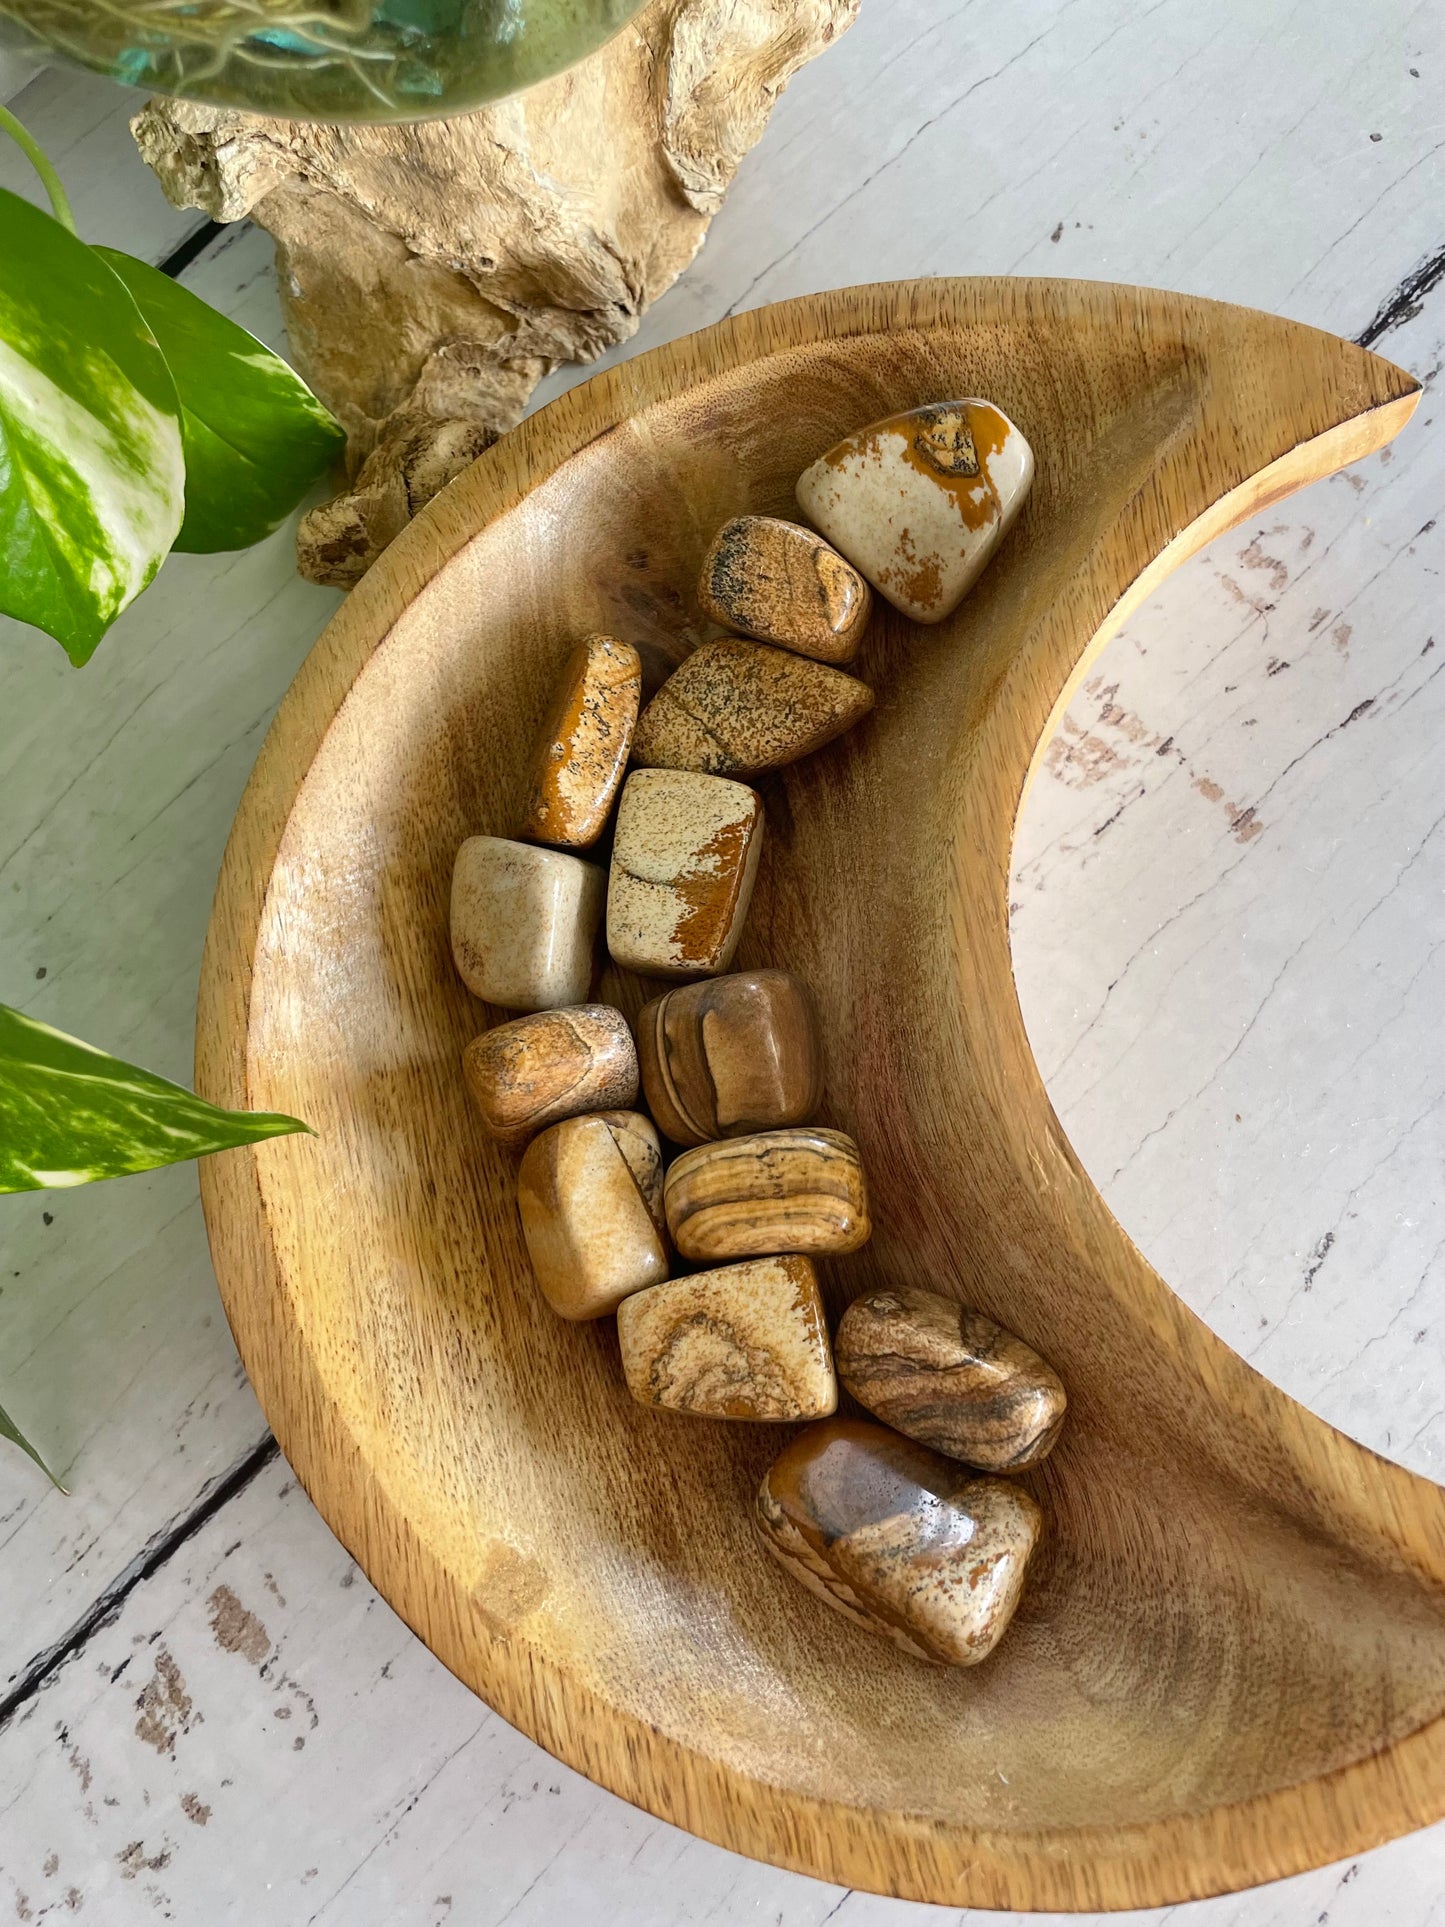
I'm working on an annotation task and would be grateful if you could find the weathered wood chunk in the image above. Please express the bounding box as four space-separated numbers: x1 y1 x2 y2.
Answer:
796 399 1034 623
630 638 873 777
757 1417 1042 1665
836 1284 1066 1470
664 1126 868 1261
606 769 763 978
517 1110 667 1320
519 635 642 849
132 2 863 589
618 1255 836 1422
698 515 872 662
451 836 604 1010
462 1005 638 1146
636 968 823 1147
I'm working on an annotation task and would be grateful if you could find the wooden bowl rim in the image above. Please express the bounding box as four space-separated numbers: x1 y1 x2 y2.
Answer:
196 277 1443 1911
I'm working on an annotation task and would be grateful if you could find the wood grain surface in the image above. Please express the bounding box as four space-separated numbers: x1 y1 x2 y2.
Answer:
192 276 1439 1909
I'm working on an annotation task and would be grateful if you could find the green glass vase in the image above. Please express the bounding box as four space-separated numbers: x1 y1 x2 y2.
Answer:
0 0 645 121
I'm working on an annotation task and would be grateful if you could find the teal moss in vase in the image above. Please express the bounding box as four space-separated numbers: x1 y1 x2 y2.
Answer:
0 0 646 121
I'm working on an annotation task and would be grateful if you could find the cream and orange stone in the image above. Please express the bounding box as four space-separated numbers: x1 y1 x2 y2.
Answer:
451 836 603 1010
698 515 872 662
796 400 1034 624
756 1417 1042 1666
630 638 874 778
617 1256 837 1422
663 1126 870 1262
518 634 641 848
461 1004 638 1146
606 769 763 979
516 1109 667 1320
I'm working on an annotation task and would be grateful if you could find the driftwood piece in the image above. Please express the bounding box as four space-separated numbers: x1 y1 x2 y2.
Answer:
132 0 858 587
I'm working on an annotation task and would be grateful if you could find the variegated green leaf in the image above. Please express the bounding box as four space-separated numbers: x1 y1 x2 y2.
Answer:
0 187 184 665
0 1394 62 1489
97 249 345 555
0 1003 310 1193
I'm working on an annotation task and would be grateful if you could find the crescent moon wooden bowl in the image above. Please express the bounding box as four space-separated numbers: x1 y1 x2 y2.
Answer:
197 279 1445 1911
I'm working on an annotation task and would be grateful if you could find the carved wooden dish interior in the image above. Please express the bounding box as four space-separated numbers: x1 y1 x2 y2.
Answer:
197 280 1445 1911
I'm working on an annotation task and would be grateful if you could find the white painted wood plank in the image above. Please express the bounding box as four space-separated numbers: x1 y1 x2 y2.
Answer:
531 0 1445 414
3 1452 1445 1926
0 66 203 263
4 3 1445 1918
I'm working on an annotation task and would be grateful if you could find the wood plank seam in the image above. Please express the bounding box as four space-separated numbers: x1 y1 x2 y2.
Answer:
0 1433 277 1734
157 217 226 280
1355 237 1445 347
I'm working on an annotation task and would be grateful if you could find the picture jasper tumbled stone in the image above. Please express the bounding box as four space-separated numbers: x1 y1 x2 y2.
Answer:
835 1283 1066 1471
517 1110 667 1320
698 515 873 662
606 768 763 979
617 1255 837 1422
451 835 604 1011
518 633 642 849
796 399 1034 624
636 969 823 1147
664 1126 869 1262
630 638 874 779
461 1004 638 1146
756 1417 1042 1666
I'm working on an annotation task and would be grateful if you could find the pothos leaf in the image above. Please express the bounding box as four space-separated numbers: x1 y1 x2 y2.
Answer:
0 1394 63 1489
95 249 345 555
0 188 184 665
0 1002 311 1194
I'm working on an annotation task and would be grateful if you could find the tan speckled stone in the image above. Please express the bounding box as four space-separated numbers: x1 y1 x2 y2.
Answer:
618 1255 837 1422
451 836 604 1011
698 515 872 662
796 399 1034 624
606 769 763 979
517 1109 667 1320
757 1417 1042 1666
461 1005 638 1145
630 638 874 777
836 1284 1067 1470
518 635 641 849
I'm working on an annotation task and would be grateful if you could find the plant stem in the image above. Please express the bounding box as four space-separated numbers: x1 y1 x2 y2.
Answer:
0 103 76 233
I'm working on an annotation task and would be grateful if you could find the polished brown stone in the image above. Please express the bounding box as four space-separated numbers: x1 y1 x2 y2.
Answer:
516 1110 667 1320
836 1284 1066 1471
462 1004 638 1146
636 969 822 1147
697 515 872 662
606 768 764 979
518 634 641 848
664 1126 869 1262
756 1417 1042 1666
630 638 873 778
617 1255 836 1422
